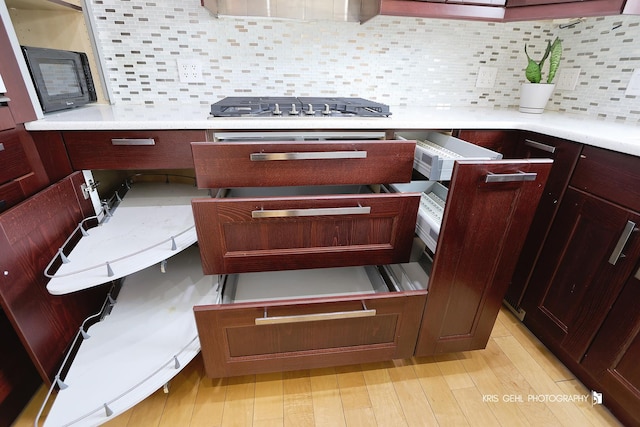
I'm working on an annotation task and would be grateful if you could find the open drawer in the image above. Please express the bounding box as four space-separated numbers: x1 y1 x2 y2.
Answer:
191 138 416 188
193 258 429 378
401 131 502 181
387 181 448 254
192 186 421 274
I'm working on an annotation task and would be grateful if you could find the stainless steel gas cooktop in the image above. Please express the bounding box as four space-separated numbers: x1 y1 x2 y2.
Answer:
210 97 391 118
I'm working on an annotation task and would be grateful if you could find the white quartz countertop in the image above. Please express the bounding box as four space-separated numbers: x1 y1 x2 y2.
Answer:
24 104 640 157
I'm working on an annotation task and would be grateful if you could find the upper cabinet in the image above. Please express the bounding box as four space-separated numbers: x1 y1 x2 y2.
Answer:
379 0 630 21
379 0 505 21
504 0 626 21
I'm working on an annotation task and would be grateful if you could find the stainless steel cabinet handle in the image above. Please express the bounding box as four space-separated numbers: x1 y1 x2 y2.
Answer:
255 302 376 325
252 205 371 218
0 96 10 103
609 220 637 265
0 143 4 152
111 138 156 146
485 171 538 183
250 151 367 161
524 139 556 154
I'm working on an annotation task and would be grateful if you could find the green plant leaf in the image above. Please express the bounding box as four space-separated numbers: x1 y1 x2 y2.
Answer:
547 37 562 83
524 43 542 83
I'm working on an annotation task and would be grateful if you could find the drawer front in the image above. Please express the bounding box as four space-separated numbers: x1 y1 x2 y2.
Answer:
194 291 427 378
0 128 31 185
63 130 206 170
570 145 640 212
192 193 420 274
0 180 25 213
191 140 416 188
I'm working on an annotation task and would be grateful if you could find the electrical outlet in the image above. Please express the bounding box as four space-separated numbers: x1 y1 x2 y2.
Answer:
476 66 497 88
555 67 581 91
177 60 204 83
625 69 640 96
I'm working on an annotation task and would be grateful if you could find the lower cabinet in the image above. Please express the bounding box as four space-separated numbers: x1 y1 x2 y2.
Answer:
194 266 428 378
521 145 640 425
581 267 640 427
192 131 553 376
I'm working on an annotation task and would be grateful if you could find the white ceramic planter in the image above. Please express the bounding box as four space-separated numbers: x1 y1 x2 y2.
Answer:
519 83 556 114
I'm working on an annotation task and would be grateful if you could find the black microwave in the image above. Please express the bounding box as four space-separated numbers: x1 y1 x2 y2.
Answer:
21 46 97 113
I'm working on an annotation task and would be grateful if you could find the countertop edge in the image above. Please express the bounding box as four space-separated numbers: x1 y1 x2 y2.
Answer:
23 104 640 157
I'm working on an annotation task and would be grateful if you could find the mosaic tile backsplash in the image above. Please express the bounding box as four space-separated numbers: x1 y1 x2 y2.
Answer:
88 0 639 123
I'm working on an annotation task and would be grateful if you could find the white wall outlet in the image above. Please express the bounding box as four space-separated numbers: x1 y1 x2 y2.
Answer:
476 66 498 88
625 69 640 96
555 67 581 91
177 59 204 83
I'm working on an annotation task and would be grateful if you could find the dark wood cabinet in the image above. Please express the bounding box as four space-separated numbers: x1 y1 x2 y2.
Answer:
63 130 206 170
581 265 640 427
522 188 640 361
414 158 552 355
520 146 640 425
380 0 506 21
504 0 625 20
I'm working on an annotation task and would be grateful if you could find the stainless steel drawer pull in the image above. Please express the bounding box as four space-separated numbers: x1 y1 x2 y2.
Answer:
608 220 637 265
255 302 376 325
111 138 156 146
0 143 4 152
252 205 371 218
250 151 367 161
0 96 10 103
524 139 556 154
485 171 537 183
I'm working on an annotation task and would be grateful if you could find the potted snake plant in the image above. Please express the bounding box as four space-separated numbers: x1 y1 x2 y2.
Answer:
519 37 562 113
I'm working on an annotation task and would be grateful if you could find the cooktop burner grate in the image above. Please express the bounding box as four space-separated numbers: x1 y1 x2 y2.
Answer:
210 97 391 118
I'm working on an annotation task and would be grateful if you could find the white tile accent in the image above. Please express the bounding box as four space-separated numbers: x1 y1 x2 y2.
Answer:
88 1 640 123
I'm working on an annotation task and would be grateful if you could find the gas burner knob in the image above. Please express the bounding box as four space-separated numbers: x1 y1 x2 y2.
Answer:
273 103 282 115
304 104 315 115
289 104 299 115
322 104 332 115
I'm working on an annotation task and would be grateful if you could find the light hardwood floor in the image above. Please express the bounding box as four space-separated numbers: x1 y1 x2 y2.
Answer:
13 306 622 427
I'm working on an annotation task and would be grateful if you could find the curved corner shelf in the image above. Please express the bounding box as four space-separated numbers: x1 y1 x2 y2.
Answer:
41 245 218 427
46 181 208 295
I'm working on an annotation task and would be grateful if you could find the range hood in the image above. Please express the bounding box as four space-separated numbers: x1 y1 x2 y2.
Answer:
201 0 380 23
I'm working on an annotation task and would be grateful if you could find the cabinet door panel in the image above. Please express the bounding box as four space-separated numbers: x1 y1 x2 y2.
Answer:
522 188 640 362
415 159 552 355
581 267 640 426
192 193 420 274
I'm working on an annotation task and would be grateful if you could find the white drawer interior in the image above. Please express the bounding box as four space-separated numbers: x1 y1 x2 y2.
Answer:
400 131 502 181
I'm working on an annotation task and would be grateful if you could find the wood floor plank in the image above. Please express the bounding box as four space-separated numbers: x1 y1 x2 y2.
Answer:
158 359 202 427
452 386 501 427
494 335 593 426
497 308 574 382
310 367 346 427
480 338 561 426
555 379 621 427
413 357 470 426
433 353 476 390
387 361 439 427
220 375 255 427
282 370 314 427
360 362 408 427
190 357 227 427
335 364 372 411
254 372 284 423
456 350 530 427
124 388 167 427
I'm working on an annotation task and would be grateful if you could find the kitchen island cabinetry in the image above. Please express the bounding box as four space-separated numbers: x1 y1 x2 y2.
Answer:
521 145 640 425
